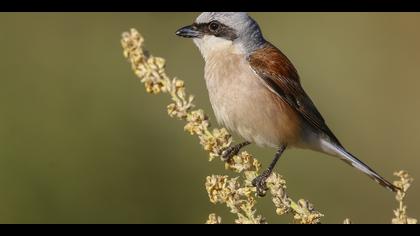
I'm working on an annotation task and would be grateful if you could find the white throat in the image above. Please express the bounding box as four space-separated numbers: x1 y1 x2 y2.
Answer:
193 35 243 60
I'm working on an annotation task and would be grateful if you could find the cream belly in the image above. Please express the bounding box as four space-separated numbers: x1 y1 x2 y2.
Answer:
204 50 301 148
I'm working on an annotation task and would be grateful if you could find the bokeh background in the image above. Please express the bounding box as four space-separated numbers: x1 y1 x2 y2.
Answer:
0 12 419 224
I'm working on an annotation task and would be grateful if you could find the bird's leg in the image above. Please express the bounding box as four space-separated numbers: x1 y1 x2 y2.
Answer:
252 144 287 197
220 141 251 161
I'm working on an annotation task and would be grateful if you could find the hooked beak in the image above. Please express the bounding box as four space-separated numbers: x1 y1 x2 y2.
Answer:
175 24 201 38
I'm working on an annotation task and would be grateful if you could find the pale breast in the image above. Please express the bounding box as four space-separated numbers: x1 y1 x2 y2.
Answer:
204 49 301 148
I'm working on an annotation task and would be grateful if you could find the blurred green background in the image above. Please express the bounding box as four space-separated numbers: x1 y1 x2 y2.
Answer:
0 12 419 224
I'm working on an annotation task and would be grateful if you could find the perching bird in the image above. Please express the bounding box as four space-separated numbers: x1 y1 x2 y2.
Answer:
175 12 400 196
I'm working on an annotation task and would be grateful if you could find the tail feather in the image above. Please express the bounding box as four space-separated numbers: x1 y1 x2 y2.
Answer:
320 139 400 192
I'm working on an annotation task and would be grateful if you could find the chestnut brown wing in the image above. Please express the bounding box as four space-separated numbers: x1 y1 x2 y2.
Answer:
248 43 341 145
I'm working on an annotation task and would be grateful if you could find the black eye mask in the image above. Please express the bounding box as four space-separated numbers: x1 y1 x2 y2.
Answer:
193 21 238 41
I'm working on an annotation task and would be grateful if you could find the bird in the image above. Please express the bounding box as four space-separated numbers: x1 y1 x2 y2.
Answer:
175 12 400 196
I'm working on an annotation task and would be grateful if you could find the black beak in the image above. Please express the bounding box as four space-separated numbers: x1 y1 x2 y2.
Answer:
175 25 201 38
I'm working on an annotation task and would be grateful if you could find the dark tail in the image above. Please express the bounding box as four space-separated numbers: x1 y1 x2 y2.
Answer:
323 140 400 192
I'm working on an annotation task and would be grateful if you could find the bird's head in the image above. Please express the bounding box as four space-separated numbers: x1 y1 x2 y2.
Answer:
176 12 266 58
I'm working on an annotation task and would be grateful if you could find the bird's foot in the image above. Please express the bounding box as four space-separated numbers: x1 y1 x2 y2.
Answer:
220 146 241 161
252 169 272 197
219 141 251 162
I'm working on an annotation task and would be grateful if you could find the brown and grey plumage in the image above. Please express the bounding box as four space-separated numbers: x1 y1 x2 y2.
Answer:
176 12 400 194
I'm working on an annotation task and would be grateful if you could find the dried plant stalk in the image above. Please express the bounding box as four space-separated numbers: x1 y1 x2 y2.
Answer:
343 218 352 224
392 171 417 224
121 28 416 224
206 213 222 224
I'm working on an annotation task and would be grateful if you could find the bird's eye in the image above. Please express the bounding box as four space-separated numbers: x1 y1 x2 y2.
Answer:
208 22 220 32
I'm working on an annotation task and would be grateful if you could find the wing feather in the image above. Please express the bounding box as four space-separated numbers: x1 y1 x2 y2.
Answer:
248 42 341 145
